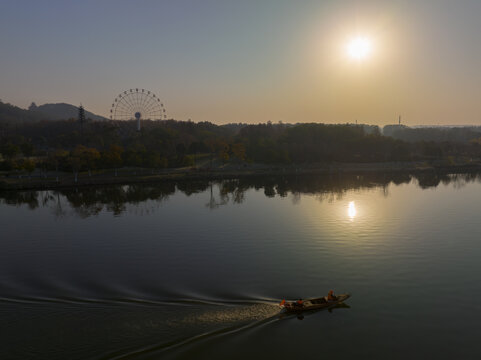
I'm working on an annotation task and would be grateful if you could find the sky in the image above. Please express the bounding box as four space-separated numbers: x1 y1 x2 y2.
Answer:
1 0 481 125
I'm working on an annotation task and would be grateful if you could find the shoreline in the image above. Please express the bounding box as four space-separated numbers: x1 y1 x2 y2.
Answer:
1 162 481 191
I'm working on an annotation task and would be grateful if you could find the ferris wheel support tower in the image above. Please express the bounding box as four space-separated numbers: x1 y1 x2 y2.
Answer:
135 111 141 131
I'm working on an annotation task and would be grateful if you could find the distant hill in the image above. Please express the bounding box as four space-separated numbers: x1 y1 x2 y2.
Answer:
0 101 45 123
0 101 108 124
30 102 107 121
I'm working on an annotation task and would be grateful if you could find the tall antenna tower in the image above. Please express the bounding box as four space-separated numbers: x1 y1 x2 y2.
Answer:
398 115 401 125
78 104 85 137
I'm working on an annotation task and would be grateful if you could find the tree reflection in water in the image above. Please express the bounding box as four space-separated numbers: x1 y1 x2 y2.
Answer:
1 171 481 218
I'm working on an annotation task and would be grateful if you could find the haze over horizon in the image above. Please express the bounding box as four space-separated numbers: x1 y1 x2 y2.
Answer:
2 0 481 125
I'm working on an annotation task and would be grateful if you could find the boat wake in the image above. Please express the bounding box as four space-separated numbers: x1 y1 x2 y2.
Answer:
0 289 350 359
0 293 284 359
100 305 282 360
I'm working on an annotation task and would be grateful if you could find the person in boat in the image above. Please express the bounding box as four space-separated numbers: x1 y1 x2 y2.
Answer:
279 298 304 308
327 290 337 301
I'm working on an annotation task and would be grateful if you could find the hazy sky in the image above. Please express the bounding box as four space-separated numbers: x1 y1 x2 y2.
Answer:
1 0 481 125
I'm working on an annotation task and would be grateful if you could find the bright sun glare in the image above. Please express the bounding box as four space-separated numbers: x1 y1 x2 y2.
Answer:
348 201 357 219
347 36 372 60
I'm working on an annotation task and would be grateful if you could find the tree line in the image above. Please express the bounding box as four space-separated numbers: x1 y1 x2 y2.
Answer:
2 119 481 173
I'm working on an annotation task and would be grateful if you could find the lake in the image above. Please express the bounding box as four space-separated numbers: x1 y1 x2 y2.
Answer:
1 172 480 359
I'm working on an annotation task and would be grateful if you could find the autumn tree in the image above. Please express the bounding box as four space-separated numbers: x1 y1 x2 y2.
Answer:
101 145 123 175
20 158 36 177
231 143 246 162
0 143 20 159
72 145 100 176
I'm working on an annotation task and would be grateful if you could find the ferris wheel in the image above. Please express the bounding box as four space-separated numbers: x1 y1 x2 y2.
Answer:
110 88 167 130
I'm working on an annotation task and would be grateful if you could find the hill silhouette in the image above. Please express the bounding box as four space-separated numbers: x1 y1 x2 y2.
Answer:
0 101 45 123
0 101 107 124
30 102 107 121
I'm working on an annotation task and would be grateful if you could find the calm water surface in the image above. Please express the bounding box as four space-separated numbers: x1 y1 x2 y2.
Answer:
0 173 480 359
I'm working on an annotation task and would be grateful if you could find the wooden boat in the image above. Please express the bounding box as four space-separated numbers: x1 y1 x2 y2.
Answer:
280 293 350 313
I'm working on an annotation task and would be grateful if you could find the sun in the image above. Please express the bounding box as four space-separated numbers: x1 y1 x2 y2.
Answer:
346 36 372 60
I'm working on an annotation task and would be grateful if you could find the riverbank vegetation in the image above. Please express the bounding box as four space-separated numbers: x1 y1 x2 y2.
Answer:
2 118 481 177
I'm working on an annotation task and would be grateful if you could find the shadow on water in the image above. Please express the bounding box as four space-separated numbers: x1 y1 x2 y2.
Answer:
1 171 481 218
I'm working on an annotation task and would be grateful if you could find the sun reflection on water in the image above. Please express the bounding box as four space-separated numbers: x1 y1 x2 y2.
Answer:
348 201 357 220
